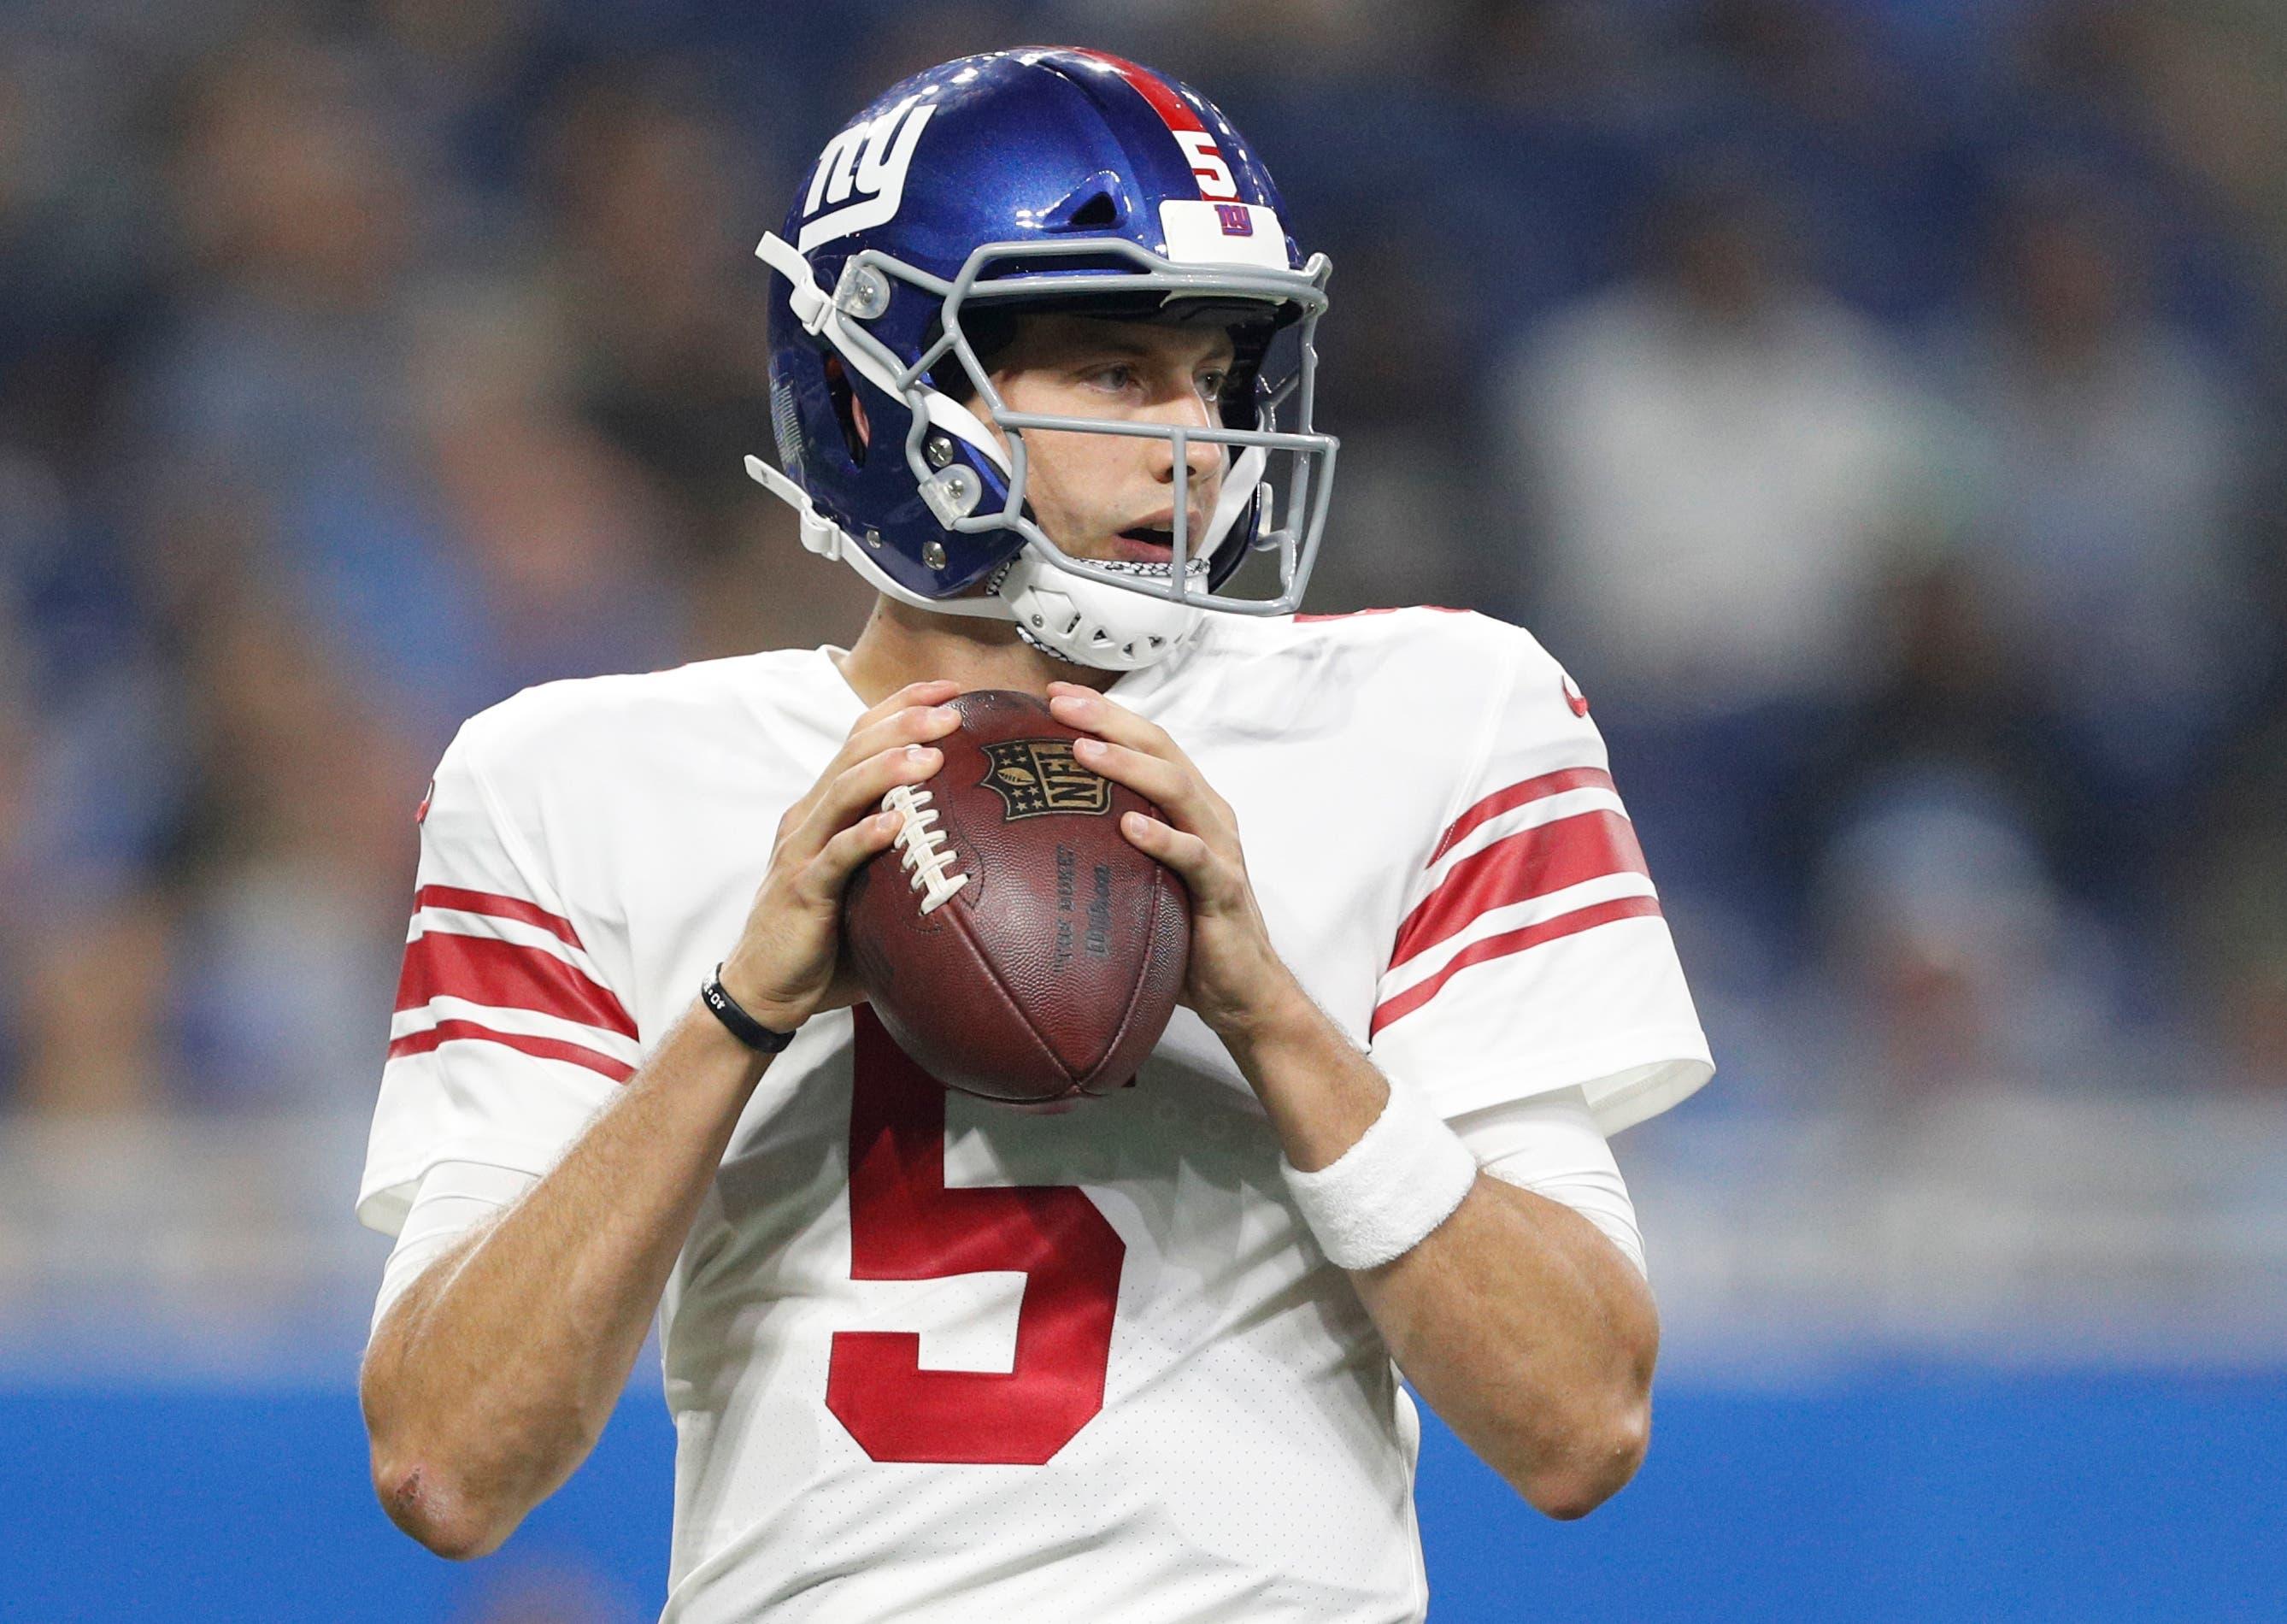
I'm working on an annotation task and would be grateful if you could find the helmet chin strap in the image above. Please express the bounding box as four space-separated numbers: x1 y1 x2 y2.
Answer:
988 444 1263 670
749 449 1258 671
745 455 1003 621
991 550 1210 670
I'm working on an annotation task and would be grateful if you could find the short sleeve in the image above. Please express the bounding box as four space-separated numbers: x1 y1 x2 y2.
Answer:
356 717 638 1237
1366 625 1712 1133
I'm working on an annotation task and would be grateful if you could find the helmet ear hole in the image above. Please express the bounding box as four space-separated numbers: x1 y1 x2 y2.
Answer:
1042 171 1129 232
822 354 867 464
1064 191 1120 229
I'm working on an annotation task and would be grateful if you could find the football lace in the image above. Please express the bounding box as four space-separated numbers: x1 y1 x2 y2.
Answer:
880 784 970 915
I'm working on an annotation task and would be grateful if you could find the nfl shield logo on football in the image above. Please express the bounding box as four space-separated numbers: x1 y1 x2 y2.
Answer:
980 739 1114 820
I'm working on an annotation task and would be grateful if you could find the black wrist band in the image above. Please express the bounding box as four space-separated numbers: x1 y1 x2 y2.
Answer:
700 964 797 1053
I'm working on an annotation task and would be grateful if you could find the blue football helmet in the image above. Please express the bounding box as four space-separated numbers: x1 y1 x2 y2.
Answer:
747 46 1338 669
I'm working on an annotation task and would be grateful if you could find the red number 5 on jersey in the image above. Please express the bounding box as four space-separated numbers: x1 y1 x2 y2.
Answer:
828 1009 1127 1465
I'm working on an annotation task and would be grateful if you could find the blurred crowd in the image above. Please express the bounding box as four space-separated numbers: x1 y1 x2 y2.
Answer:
3 0 2284 1125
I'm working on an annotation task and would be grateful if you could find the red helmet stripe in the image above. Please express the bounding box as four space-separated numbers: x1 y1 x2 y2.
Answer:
1060 47 1208 137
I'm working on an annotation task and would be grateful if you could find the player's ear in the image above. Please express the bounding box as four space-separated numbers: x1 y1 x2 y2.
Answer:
820 354 870 460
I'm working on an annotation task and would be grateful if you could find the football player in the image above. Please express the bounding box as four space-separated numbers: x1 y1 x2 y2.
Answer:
358 47 1711 1621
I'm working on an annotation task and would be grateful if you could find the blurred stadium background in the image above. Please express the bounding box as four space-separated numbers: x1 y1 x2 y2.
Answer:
3 0 2284 1618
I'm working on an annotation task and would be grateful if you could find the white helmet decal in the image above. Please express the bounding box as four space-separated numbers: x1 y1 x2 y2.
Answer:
798 93 938 253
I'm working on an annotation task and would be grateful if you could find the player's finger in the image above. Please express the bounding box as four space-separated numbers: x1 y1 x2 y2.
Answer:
778 707 952 854
837 703 963 772
1073 736 1214 827
853 680 962 734
795 706 960 825
1120 812 1215 886
800 808 905 900
780 732 936 862
800 743 944 851
1046 685 1181 760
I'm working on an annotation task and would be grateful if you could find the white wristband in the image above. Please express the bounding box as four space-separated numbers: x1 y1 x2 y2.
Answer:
1281 1083 1479 1270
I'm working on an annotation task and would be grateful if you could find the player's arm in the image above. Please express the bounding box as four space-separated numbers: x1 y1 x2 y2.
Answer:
1222 1003 1656 1519
360 682 963 1560
1049 682 1655 1520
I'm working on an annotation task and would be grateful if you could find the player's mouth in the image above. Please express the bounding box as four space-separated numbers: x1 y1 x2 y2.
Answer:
1110 516 1209 569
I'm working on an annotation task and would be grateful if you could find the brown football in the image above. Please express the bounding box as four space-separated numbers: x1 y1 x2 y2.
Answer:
840 688 1191 1103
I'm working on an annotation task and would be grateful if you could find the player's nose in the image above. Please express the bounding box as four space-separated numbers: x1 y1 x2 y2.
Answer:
1142 397 1225 488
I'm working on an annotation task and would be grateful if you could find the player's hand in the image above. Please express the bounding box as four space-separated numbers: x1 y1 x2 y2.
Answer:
716 680 964 1033
1046 682 1301 1041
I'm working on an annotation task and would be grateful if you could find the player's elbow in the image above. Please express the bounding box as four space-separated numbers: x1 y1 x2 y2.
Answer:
371 1450 519 1560
364 1385 524 1559
1520 1396 1650 1521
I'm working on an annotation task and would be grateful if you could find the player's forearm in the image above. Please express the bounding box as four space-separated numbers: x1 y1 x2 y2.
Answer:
362 1003 767 1558
1221 985 1658 1520
1353 1174 1657 1517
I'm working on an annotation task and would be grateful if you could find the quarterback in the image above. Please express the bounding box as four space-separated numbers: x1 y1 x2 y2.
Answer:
358 47 1710 1621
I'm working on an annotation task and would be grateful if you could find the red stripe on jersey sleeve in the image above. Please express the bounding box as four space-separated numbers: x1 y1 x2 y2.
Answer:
394 932 638 1039
1429 767 1615 865
386 1019 636 1084
1391 809 1649 971
1370 895 1665 1036
412 885 586 950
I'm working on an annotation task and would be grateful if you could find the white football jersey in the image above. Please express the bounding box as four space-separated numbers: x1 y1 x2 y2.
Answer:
359 606 1712 1623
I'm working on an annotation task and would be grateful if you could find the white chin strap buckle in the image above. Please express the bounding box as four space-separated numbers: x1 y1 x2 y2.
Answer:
758 233 833 333
744 455 845 560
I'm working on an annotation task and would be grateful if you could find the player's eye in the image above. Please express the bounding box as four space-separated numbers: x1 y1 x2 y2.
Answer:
1196 369 1229 399
1083 362 1137 391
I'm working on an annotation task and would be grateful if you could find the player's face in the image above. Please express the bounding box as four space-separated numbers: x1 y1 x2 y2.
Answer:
981 315 1235 567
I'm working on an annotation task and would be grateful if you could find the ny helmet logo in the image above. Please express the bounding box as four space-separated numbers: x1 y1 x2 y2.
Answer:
798 91 939 251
